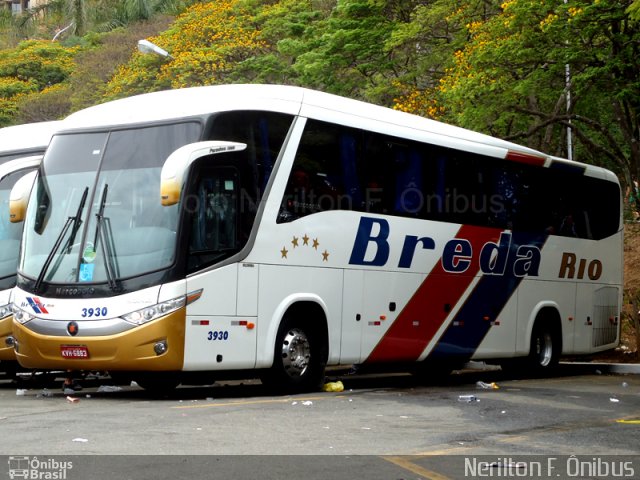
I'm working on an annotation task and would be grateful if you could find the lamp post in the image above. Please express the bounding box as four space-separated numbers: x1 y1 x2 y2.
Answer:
52 23 73 41
137 39 174 60
564 0 573 161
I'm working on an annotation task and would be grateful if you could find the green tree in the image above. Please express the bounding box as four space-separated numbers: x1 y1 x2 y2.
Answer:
437 0 640 188
231 0 328 85
388 0 488 119
279 0 404 102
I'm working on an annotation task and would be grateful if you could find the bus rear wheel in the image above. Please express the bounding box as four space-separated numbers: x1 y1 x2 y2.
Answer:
526 321 561 375
262 315 325 393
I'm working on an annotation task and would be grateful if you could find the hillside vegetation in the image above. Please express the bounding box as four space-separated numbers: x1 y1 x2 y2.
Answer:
0 1 639 187
1 0 640 358
621 225 640 359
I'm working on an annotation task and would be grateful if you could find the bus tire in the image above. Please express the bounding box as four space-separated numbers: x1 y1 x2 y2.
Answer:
526 318 561 375
262 313 326 393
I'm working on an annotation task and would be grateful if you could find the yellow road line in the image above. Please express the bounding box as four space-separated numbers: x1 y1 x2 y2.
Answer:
617 419 640 424
496 435 531 444
383 456 452 480
171 396 326 409
615 413 640 425
413 446 473 456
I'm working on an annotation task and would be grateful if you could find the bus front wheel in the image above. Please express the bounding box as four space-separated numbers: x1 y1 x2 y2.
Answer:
262 315 325 393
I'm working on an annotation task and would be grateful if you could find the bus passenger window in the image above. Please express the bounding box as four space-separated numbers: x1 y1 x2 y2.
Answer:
393 147 423 216
206 111 293 202
278 120 363 222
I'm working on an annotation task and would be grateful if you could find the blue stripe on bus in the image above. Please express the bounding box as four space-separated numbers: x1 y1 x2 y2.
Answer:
428 231 548 361
26 297 42 314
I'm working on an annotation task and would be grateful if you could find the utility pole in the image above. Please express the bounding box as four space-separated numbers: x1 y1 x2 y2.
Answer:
564 0 573 161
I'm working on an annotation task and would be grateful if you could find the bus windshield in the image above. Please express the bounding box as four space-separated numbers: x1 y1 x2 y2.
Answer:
20 122 201 286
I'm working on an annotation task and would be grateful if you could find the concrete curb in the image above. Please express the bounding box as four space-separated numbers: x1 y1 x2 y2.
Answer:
562 362 640 375
463 360 640 375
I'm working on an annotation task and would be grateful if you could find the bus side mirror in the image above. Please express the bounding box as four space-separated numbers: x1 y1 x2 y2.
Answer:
160 141 247 206
9 170 37 223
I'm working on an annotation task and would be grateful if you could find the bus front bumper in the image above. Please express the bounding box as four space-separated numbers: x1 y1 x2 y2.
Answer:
12 309 186 371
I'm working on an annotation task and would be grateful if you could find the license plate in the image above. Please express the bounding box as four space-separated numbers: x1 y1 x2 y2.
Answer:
60 345 89 359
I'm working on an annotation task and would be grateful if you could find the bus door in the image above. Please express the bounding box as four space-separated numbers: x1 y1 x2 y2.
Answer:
340 269 364 363
162 141 257 371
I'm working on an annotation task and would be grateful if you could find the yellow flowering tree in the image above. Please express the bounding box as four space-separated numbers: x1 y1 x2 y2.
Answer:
392 84 445 120
105 0 266 99
0 40 80 126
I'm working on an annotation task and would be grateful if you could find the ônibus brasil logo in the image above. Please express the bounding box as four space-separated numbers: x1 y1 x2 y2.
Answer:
8 456 73 479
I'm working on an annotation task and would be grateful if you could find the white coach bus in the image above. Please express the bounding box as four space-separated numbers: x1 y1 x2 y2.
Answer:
0 121 60 371
8 85 622 392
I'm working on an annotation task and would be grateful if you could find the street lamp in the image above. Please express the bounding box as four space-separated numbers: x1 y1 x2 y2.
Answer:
137 39 174 60
52 23 73 41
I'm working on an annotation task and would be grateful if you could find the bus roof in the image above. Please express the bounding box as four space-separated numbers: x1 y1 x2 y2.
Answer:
0 121 62 156
60 84 615 182
61 85 535 152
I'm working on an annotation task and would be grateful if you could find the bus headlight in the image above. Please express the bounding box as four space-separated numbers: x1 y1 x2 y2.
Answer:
121 296 186 326
0 304 12 320
11 304 34 324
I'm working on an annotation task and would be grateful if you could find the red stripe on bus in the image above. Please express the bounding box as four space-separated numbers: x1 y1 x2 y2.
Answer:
364 225 500 364
505 150 546 167
35 297 49 314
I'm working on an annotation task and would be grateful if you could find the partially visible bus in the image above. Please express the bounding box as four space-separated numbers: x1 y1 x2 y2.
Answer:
0 121 60 164
8 85 622 392
0 121 60 373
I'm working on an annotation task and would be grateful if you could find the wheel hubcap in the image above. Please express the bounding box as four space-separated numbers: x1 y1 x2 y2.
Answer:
536 332 553 367
281 328 311 379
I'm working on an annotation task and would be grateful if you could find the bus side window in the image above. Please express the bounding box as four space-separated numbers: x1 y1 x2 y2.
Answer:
339 133 362 210
278 120 363 222
393 146 423 216
205 111 293 206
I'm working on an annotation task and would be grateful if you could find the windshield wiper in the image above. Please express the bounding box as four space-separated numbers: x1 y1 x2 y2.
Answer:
93 184 120 291
34 187 89 293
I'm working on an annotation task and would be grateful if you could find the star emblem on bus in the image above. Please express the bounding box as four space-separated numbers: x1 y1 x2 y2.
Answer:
280 233 329 263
